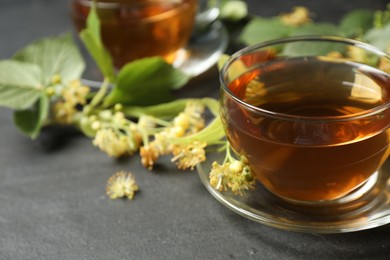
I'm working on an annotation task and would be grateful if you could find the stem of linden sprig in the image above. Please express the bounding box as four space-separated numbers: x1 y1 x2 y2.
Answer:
74 84 227 168
223 141 233 164
83 78 110 115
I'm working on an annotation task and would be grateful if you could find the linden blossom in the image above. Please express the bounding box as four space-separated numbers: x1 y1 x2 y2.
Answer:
209 142 256 196
106 171 139 200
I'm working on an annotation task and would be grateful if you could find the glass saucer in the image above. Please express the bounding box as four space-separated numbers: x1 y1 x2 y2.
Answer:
196 151 390 233
79 21 228 89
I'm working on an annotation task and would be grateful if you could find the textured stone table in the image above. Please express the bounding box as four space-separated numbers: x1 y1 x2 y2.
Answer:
1 0 390 259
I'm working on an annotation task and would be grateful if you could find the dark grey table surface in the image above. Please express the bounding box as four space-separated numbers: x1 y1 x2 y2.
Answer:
1 1 390 259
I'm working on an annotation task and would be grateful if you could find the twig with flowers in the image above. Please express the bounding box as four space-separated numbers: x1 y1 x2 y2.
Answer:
0 1 257 200
2 2 390 201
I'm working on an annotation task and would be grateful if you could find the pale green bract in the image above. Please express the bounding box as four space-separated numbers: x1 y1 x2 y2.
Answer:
79 2 115 82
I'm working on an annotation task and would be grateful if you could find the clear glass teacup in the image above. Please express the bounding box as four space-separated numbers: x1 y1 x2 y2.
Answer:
220 36 390 205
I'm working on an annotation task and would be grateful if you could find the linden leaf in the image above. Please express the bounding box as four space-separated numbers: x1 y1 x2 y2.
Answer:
365 23 390 51
283 23 344 56
290 23 341 37
13 34 85 86
339 9 374 37
0 60 43 110
239 17 293 45
105 57 189 106
13 94 49 139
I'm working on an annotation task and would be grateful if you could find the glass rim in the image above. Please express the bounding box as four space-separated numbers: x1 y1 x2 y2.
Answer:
73 0 190 22
75 0 185 8
220 35 390 122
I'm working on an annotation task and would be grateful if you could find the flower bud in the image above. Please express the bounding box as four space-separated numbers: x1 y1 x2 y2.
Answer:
51 74 62 85
229 160 243 173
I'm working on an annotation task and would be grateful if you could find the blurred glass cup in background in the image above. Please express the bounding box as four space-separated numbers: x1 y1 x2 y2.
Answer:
70 0 201 68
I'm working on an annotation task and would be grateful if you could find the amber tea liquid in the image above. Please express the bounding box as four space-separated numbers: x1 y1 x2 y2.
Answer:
71 0 197 68
223 57 390 202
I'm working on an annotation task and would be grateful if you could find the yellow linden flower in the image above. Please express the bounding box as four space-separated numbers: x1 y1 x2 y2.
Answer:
51 74 62 85
170 102 206 135
173 113 190 130
228 164 255 196
209 159 256 196
379 57 390 74
280 6 311 26
209 161 230 192
52 101 77 125
93 128 129 157
140 144 159 170
150 132 172 155
326 51 343 59
184 101 205 119
150 124 187 157
168 125 186 138
106 171 139 200
347 45 368 63
147 125 187 160
62 79 90 106
127 128 143 154
171 141 207 170
138 115 156 130
138 100 208 171
379 46 390 74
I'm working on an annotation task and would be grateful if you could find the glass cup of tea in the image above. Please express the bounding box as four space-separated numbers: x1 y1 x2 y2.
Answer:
220 36 390 205
70 0 200 69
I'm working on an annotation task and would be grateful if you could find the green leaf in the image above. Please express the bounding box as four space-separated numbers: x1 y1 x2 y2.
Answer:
123 98 194 119
283 23 344 56
339 9 374 37
13 94 49 139
123 97 219 118
365 23 390 51
239 17 293 45
0 60 43 110
172 116 225 145
105 57 190 106
290 23 341 37
13 34 85 86
79 2 115 82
